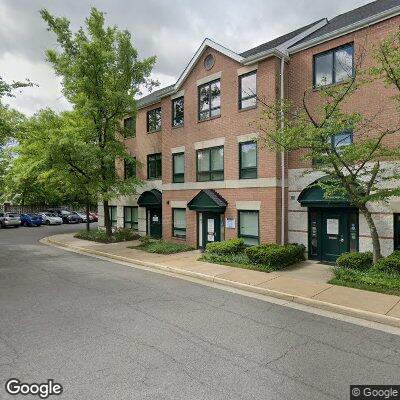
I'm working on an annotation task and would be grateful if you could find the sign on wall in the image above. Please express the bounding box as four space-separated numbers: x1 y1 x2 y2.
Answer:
225 218 236 229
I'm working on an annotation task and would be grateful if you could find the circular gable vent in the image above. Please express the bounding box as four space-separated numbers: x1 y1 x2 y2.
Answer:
204 54 215 71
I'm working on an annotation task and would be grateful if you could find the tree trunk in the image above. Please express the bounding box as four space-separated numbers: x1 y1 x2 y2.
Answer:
359 205 382 264
103 199 112 237
85 201 90 232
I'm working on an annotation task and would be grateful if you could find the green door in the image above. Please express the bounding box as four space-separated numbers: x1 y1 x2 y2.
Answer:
321 210 348 262
202 213 221 248
149 208 162 238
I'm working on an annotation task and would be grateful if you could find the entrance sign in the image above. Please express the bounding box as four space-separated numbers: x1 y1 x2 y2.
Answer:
225 218 235 229
207 219 214 233
326 218 339 235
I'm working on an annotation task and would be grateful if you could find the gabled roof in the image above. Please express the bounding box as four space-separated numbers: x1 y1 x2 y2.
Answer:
289 0 400 52
240 19 326 58
136 0 400 109
187 189 228 212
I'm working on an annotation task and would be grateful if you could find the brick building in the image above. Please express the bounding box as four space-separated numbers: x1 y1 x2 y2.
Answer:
99 0 400 262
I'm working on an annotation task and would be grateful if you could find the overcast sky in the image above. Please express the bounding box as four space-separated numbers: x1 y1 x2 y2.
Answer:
0 0 372 115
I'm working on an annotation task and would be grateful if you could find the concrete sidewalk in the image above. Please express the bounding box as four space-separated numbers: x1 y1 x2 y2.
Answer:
43 233 400 328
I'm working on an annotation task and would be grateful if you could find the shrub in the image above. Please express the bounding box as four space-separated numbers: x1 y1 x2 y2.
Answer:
134 240 194 254
205 238 246 255
245 243 305 270
113 228 140 242
373 252 400 274
336 252 373 271
139 235 152 245
75 229 110 242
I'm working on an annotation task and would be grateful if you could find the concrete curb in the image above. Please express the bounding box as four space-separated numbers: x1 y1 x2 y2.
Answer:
43 236 400 329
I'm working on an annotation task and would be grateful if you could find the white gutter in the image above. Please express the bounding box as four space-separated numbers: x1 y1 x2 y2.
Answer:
289 5 400 54
280 56 285 245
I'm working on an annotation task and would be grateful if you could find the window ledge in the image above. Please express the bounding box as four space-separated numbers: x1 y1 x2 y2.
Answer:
147 129 162 134
197 115 221 124
172 236 187 241
172 124 184 130
312 78 354 92
239 105 257 113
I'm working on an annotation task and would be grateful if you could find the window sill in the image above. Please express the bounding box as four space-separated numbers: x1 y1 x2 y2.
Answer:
172 124 184 130
239 105 257 113
239 176 258 180
312 78 354 92
197 115 221 124
172 236 187 241
147 129 161 134
147 177 162 181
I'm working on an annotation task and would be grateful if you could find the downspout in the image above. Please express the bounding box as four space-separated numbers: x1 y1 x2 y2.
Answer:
280 56 285 245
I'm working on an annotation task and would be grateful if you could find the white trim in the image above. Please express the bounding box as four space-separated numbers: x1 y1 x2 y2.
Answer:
171 90 184 100
289 6 400 54
237 65 258 76
237 133 259 143
170 200 187 208
163 178 282 191
171 146 185 154
175 38 243 90
196 71 222 86
276 19 328 52
236 201 261 211
194 137 225 150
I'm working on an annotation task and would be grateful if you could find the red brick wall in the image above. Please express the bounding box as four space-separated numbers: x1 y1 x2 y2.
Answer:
287 16 400 169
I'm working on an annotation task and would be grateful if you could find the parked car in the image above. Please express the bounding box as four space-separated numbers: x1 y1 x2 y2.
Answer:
0 213 20 228
20 213 42 227
89 212 98 222
59 210 80 224
71 211 87 223
39 212 63 225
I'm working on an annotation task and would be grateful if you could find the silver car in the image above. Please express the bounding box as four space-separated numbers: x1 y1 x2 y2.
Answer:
39 212 63 225
0 212 21 228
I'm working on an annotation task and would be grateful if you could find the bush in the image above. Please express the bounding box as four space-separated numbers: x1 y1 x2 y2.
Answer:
113 228 140 242
205 238 246 255
132 240 194 254
373 251 400 274
74 228 139 243
245 243 305 270
331 267 400 296
139 235 152 245
336 252 373 271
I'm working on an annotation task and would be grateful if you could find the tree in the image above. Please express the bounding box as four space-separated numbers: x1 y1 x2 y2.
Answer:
257 48 400 264
40 7 156 236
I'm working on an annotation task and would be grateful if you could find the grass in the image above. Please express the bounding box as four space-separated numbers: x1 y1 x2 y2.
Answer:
199 252 275 273
129 240 194 254
329 267 400 296
74 228 139 243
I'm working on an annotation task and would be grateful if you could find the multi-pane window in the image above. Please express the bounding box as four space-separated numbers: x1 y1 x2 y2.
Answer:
313 44 354 87
198 80 221 121
123 117 135 138
172 152 185 183
124 157 136 180
331 131 353 148
109 206 117 227
395 214 400 250
239 141 257 179
147 153 162 179
172 97 184 127
172 208 186 238
239 72 257 109
124 206 138 230
147 108 161 132
238 210 259 246
196 146 224 181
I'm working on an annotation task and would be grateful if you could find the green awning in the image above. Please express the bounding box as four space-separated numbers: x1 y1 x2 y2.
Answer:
298 179 351 208
187 189 227 212
137 189 162 208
